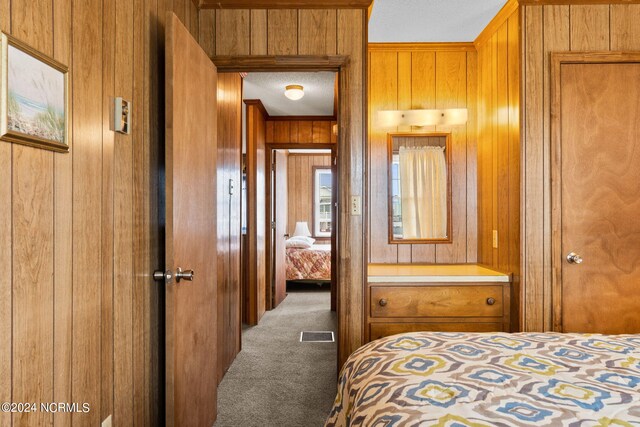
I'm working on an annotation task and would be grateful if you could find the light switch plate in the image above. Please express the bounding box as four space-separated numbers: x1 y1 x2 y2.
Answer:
492 230 498 249
114 97 131 134
102 415 112 427
351 196 361 216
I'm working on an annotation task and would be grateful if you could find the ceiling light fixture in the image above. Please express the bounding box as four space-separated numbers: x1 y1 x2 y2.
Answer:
284 84 304 101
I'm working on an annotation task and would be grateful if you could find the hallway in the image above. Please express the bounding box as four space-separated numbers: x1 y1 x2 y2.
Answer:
215 289 337 427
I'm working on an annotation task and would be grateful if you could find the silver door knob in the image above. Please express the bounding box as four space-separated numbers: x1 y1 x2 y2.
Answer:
175 267 195 283
566 252 583 264
153 270 172 282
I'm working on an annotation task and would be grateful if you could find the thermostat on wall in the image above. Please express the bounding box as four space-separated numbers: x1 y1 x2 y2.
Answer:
114 97 131 134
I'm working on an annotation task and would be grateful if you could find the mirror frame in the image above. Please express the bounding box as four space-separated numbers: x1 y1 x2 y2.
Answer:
387 132 453 244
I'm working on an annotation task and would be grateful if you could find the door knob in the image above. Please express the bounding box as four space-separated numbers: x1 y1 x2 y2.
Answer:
566 252 583 264
379 299 388 307
175 267 195 283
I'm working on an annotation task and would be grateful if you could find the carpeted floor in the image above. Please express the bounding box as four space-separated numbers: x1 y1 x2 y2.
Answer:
214 289 337 427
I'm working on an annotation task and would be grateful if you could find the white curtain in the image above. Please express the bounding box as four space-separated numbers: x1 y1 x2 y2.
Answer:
399 146 447 239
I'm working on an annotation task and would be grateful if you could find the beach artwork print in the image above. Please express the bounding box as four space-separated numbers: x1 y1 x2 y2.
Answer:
1 33 68 152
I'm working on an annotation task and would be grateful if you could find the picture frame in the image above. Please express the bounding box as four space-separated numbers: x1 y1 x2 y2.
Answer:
1 31 69 153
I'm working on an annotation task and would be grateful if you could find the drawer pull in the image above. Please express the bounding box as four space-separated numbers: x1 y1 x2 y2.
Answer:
379 299 388 307
486 297 496 306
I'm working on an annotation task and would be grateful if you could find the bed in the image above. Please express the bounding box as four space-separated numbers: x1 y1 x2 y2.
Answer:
326 332 640 426
286 244 331 281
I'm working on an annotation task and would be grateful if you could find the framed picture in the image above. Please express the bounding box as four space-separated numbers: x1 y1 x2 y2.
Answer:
1 32 69 152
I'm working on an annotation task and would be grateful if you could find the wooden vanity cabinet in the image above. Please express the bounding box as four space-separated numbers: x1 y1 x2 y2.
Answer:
366 281 511 342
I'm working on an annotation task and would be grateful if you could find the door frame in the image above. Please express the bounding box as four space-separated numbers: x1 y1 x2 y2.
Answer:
550 51 640 331
212 55 354 366
265 143 337 311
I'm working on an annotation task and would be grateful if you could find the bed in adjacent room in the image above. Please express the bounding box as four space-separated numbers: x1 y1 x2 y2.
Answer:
286 243 331 281
326 332 640 426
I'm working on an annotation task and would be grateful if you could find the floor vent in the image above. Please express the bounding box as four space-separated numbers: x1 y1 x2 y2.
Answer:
300 331 335 343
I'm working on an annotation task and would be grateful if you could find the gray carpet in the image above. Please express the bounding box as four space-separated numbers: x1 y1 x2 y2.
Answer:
214 289 337 427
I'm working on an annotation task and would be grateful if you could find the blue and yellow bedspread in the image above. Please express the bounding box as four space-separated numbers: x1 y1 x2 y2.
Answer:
326 332 640 426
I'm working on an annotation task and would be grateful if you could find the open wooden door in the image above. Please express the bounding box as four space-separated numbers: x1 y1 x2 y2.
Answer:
164 12 218 426
330 148 337 312
272 150 288 307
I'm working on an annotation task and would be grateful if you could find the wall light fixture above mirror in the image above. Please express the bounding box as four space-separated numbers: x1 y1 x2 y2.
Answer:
378 108 467 128
388 132 452 244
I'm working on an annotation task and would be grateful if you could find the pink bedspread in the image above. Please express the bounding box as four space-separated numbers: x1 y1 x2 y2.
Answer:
286 244 331 281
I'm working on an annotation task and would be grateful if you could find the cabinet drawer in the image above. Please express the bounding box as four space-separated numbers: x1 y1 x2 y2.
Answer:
370 285 503 318
370 322 504 340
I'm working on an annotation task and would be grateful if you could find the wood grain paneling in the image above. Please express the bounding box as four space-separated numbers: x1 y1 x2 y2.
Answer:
610 4 640 49
9 1 54 426
114 0 135 423
298 9 337 55
1 0 197 425
520 3 640 331
216 10 250 55
199 9 216 56
245 100 268 324
476 7 520 331
101 0 116 424
251 10 268 54
287 154 332 237
266 119 336 143
268 10 297 55
0 5 10 425
335 8 366 367
216 73 243 382
368 46 478 265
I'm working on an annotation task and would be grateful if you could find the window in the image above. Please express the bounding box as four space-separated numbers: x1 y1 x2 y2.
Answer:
313 168 332 237
391 154 402 239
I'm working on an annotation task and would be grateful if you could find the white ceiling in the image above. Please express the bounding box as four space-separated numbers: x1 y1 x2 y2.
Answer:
369 0 508 43
243 72 336 116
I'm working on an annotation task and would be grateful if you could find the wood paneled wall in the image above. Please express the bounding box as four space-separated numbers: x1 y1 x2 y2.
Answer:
216 73 243 382
0 0 198 425
521 3 640 331
267 119 337 144
287 153 332 237
199 8 367 365
476 5 520 330
245 100 268 325
368 45 478 264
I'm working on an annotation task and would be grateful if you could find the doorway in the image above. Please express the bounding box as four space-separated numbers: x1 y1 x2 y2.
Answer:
239 70 340 327
213 70 341 425
266 145 338 312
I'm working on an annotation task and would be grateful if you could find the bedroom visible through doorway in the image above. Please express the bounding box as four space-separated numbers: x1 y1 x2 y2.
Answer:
215 70 339 426
269 146 336 310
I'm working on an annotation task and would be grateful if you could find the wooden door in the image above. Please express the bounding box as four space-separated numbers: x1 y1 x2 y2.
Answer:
331 148 338 312
273 150 289 307
552 54 640 334
165 12 218 426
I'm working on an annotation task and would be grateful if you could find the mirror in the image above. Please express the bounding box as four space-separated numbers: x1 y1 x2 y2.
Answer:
388 132 452 243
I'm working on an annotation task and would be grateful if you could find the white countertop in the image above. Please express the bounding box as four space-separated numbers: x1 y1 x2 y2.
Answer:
368 264 511 283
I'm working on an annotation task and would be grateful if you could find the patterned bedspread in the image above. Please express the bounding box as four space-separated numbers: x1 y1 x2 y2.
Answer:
286 244 331 281
326 332 640 426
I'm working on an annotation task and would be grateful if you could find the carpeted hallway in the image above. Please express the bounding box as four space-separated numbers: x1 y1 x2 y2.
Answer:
214 288 337 427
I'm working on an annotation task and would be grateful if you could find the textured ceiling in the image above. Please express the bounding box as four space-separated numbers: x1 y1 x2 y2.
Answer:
243 71 336 116
369 0 507 43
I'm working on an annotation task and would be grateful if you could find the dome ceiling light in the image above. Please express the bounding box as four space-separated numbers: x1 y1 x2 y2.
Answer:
284 84 304 101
